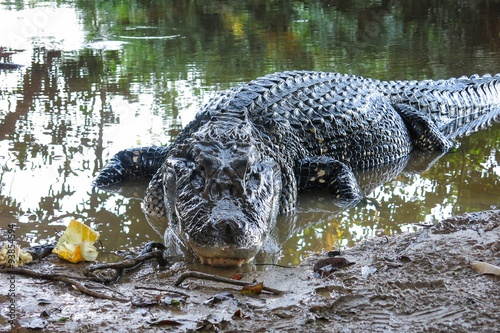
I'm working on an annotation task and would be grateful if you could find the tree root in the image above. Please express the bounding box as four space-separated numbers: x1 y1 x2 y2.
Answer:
174 271 284 295
87 251 165 272
85 248 169 283
135 285 190 297
1 267 129 302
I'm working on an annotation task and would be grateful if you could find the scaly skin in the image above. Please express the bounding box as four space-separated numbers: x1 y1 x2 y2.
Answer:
94 71 500 266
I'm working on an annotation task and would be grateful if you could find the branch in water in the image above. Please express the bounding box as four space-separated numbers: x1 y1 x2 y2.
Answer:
174 271 284 295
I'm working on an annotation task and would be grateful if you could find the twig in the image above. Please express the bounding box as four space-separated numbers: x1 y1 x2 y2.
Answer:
254 263 294 268
85 250 169 284
135 285 190 297
87 252 157 272
174 271 284 295
86 251 164 272
1 267 129 302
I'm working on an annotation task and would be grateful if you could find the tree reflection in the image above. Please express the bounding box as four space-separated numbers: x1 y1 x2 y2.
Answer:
71 0 500 78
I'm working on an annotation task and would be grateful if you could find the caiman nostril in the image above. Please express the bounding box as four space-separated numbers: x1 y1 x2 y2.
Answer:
215 219 240 234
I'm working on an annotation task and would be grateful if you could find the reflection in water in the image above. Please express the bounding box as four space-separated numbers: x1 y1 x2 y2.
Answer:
0 1 500 266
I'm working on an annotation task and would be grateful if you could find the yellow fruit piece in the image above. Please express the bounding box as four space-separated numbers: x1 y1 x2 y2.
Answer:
53 220 100 263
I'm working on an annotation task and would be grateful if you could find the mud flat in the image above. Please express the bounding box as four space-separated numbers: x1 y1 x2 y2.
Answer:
1 210 499 332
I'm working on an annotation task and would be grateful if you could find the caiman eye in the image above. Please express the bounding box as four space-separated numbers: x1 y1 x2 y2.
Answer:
172 159 189 173
245 160 274 193
199 155 219 175
246 168 262 191
232 158 248 178
190 165 205 191
166 168 176 191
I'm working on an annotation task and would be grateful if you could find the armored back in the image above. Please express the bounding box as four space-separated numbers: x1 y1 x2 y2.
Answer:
380 74 500 139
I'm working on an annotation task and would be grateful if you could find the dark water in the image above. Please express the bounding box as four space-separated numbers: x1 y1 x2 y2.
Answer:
1 0 499 266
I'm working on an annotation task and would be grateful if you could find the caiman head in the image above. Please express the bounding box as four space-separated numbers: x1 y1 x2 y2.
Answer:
162 130 282 267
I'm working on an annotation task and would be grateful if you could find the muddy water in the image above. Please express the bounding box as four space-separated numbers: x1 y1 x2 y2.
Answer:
0 1 500 266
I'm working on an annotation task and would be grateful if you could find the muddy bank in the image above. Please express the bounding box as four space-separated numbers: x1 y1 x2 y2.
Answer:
1 210 499 332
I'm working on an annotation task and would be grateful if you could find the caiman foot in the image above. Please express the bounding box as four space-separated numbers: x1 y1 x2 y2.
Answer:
396 104 454 152
295 156 363 204
140 241 169 267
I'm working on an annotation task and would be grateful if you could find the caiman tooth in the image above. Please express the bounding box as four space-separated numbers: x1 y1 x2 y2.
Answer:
197 256 247 267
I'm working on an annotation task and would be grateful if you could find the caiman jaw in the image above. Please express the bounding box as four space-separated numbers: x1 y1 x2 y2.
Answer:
187 241 255 267
197 255 251 267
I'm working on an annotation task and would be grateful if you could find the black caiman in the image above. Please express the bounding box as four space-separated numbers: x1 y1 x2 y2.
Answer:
94 71 500 266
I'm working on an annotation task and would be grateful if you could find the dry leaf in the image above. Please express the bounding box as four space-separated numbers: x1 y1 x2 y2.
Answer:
148 319 182 326
232 309 251 319
470 261 500 276
240 282 264 295
204 292 234 304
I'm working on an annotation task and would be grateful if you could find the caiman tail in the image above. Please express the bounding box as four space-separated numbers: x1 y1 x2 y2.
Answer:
384 74 500 143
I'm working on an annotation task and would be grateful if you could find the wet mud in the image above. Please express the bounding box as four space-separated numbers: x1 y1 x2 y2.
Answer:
1 210 499 332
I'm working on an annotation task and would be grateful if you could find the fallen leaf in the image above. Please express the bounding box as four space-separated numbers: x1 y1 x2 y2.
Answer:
196 319 219 330
272 309 294 319
53 220 100 263
148 319 183 326
170 299 181 306
314 257 353 277
37 299 52 305
240 282 264 295
232 309 251 319
25 318 48 329
470 261 500 276
40 310 51 317
204 292 234 304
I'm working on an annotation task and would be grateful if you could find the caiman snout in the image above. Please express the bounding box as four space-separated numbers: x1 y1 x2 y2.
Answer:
189 215 262 267
215 219 241 235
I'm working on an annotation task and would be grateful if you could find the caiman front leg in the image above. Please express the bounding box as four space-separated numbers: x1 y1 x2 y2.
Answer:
295 156 363 204
93 146 170 187
395 104 454 152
